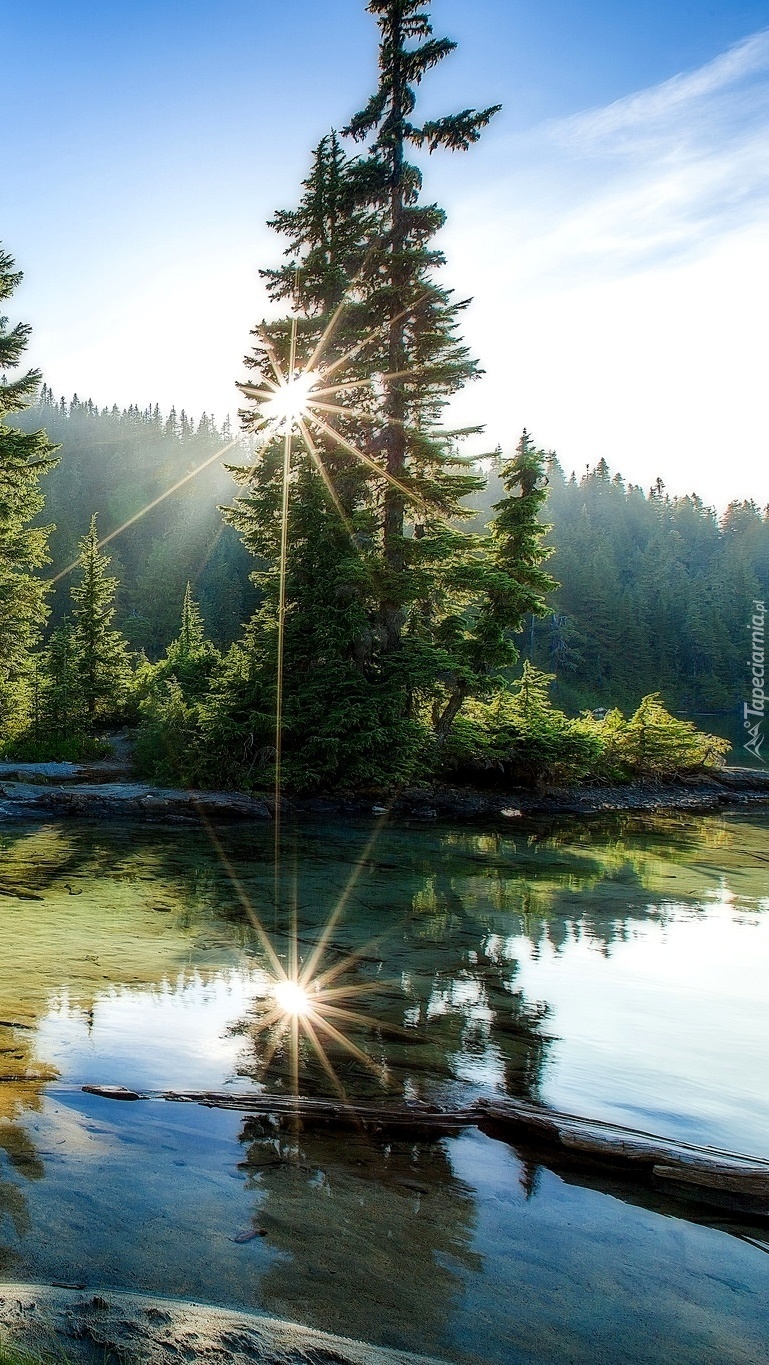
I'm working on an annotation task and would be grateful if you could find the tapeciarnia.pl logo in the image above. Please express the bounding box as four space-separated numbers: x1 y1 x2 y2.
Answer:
744 599 766 763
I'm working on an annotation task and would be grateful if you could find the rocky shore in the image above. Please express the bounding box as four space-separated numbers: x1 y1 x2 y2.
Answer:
0 760 768 824
0 1284 444 1365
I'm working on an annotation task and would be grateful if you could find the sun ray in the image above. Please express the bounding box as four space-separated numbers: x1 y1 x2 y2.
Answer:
302 296 350 377
230 282 451 1099
308 369 423 400
306 412 418 506
301 1014 353 1102
195 810 286 982
255 325 292 391
259 1016 292 1072
273 334 296 916
307 400 403 427
48 435 243 586
296 417 360 543
299 239 384 376
316 295 430 383
307 968 387 999
298 812 393 986
237 384 282 400
309 1012 383 1074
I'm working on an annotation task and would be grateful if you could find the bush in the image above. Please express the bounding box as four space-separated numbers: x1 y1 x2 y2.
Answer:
2 734 112 763
439 667 730 788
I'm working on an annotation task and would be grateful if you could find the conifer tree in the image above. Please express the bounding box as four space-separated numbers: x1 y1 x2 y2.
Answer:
70 514 132 723
160 580 221 697
0 248 58 744
176 580 205 656
344 0 500 649
42 616 86 741
228 5 506 779
433 432 558 737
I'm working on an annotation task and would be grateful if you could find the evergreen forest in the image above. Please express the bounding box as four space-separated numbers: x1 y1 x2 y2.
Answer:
2 0 765 791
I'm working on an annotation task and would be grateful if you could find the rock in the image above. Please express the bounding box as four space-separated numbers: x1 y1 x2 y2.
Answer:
0 1284 447 1365
0 767 767 826
82 1085 141 1101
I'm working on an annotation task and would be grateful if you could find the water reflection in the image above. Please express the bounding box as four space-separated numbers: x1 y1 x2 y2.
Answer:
0 811 766 1129
238 1123 480 1354
0 811 767 1361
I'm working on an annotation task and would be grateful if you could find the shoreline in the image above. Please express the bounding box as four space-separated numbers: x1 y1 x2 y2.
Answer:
1 763 768 824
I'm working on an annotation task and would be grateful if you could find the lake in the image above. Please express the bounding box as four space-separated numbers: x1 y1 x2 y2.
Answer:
0 809 767 1364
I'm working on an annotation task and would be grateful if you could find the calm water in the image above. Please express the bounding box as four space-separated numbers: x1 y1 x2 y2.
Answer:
0 810 767 1363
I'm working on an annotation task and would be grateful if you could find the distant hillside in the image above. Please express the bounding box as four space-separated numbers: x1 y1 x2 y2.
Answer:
14 393 769 714
14 390 257 656
466 453 769 715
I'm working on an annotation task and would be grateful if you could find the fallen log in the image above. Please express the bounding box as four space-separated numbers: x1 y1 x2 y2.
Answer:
477 1097 769 1218
80 1085 769 1219
163 1090 476 1136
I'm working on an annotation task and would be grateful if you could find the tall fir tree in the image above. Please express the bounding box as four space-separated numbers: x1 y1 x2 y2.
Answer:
70 514 132 724
228 4 514 786
344 0 500 650
0 248 58 744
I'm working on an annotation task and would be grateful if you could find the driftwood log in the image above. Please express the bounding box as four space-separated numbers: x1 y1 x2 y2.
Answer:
81 1085 769 1219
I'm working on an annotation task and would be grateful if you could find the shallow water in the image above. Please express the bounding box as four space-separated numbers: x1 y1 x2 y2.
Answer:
0 810 767 1363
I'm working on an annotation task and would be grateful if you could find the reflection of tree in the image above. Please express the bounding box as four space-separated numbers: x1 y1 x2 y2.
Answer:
447 812 769 958
232 845 552 1105
237 1122 480 1357
0 1078 45 1277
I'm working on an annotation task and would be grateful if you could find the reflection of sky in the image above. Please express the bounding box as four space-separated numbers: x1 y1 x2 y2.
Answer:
506 907 769 1155
4 811 769 1161
36 970 271 1092
6 1096 767 1365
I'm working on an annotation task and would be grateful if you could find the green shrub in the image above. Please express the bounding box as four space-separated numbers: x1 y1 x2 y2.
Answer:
2 734 112 763
439 668 730 788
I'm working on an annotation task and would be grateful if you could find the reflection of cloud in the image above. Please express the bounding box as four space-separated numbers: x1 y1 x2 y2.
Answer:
442 30 769 505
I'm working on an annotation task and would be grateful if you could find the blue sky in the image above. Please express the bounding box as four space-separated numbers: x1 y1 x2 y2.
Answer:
4 1 768 505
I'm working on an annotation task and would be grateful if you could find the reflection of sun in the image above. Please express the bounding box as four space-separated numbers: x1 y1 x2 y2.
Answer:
273 977 313 1017
252 950 386 1098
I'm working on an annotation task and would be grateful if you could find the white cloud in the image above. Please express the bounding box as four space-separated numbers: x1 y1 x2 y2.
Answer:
439 30 769 507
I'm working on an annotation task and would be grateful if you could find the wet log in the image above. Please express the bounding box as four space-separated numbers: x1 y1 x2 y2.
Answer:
162 1090 476 1137
82 1086 769 1218
476 1097 769 1217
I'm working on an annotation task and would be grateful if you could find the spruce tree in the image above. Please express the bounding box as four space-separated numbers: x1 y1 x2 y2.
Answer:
228 5 509 786
344 0 500 649
70 514 132 724
42 616 86 742
434 431 558 737
0 248 58 744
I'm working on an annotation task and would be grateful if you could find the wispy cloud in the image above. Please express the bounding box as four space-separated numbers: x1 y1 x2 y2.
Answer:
558 29 769 151
440 31 769 505
446 27 769 283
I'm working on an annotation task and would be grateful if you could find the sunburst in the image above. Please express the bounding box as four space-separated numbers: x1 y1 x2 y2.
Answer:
201 803 399 1102
234 291 435 943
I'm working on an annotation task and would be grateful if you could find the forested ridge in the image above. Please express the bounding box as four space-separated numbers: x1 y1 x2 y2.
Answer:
474 454 769 714
15 392 767 718
14 389 255 655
